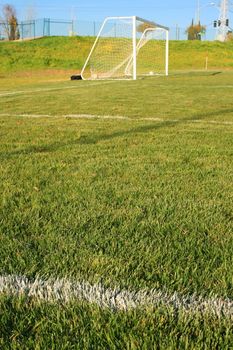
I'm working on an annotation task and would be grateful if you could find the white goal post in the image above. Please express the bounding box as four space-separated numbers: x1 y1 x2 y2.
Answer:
81 16 169 80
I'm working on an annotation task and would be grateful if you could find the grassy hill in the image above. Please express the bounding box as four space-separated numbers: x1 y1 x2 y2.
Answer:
0 36 233 73
0 36 91 73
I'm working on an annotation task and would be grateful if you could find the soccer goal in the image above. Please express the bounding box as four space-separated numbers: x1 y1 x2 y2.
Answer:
81 16 169 80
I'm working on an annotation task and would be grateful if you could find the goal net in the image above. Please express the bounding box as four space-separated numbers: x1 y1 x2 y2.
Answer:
81 16 169 80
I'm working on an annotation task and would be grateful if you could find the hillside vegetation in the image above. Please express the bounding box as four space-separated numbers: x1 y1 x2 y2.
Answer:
0 36 233 73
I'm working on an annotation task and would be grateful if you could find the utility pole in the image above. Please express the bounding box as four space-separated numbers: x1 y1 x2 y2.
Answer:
197 0 200 23
217 0 230 41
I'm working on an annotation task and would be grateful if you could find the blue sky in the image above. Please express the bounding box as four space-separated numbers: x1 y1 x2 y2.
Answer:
0 1 229 28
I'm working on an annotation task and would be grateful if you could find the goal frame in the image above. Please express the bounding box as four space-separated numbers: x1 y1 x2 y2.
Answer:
81 16 169 80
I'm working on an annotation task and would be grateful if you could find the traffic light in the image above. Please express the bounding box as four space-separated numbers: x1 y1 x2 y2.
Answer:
213 19 229 28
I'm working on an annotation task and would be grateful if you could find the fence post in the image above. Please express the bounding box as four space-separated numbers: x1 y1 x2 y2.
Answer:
176 24 180 40
48 18 50 36
21 22 24 40
33 20 36 38
43 18 50 36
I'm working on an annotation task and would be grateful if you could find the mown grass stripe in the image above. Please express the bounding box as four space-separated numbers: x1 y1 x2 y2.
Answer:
0 81 116 98
1 83 233 98
0 275 232 318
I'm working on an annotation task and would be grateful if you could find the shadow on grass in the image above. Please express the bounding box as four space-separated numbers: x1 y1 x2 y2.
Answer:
1 107 233 160
0 120 176 160
78 119 176 145
78 106 233 145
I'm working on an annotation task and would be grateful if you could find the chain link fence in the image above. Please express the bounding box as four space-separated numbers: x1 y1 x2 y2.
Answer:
0 18 217 41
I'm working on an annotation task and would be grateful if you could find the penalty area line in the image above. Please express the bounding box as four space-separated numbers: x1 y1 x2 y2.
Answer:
0 275 232 318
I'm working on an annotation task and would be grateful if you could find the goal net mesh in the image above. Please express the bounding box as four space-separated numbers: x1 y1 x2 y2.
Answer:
81 17 168 80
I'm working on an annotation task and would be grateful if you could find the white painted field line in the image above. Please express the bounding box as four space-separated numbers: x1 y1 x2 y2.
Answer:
0 81 116 98
0 113 162 121
191 119 233 126
0 113 132 120
0 275 232 318
0 113 233 126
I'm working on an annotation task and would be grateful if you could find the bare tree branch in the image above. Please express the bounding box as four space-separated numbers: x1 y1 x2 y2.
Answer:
0 3 19 40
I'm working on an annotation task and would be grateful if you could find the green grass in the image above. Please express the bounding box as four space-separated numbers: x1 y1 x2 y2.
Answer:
1 297 232 349
0 36 233 74
0 36 92 73
0 70 233 348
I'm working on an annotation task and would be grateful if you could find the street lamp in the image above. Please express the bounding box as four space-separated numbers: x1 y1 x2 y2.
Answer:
196 1 215 23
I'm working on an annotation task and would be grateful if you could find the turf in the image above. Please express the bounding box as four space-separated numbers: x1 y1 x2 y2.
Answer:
0 297 232 349
0 71 233 348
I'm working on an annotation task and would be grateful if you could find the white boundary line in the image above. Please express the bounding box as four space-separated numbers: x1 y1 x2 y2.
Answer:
0 81 116 98
0 113 232 126
0 275 232 318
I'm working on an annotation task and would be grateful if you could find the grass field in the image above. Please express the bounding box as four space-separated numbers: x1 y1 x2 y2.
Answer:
0 40 233 348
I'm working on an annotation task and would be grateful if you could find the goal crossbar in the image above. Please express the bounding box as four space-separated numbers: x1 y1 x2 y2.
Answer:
135 16 169 32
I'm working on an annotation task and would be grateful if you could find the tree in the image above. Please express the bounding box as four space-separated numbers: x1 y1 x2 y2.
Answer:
137 22 156 34
1 4 20 40
186 20 206 40
226 31 233 41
